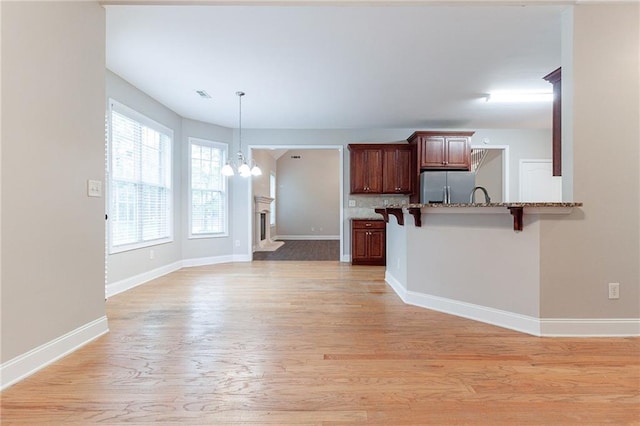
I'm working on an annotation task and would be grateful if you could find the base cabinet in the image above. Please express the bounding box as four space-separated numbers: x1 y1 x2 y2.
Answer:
351 219 386 266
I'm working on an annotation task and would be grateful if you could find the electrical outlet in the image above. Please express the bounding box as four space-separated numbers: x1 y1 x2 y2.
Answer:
311 227 315 232
348 199 356 207
608 282 620 299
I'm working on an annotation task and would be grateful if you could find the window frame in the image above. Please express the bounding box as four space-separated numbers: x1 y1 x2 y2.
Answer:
188 137 229 239
107 99 174 254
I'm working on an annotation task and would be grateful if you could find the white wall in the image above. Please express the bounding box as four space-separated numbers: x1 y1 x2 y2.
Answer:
539 3 639 319
275 149 341 238
1 2 106 362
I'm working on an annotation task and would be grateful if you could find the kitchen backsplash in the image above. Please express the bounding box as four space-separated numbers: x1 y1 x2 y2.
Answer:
347 195 409 219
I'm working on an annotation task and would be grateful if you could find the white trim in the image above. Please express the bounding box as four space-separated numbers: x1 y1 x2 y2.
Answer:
181 255 236 268
1 316 109 391
384 270 408 301
341 254 351 263
106 254 256 297
187 137 229 239
274 235 340 240
404 290 541 336
106 260 182 298
385 272 639 337
540 318 640 337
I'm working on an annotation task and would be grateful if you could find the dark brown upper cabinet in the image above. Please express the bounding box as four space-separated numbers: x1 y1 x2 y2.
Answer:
348 144 415 195
407 131 474 171
349 145 383 194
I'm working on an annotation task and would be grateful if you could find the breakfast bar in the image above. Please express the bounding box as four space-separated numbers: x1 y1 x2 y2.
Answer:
376 202 583 336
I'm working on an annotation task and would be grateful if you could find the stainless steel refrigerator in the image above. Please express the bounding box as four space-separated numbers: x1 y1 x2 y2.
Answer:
420 171 476 204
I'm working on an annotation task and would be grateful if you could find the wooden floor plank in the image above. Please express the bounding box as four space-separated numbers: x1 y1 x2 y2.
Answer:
2 261 639 424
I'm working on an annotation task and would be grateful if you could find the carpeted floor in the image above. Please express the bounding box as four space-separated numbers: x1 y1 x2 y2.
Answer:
252 240 340 261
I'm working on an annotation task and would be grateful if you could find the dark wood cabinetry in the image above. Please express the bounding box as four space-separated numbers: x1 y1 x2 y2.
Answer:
382 145 414 193
349 146 383 193
351 219 386 265
407 131 475 203
408 131 474 171
349 144 415 195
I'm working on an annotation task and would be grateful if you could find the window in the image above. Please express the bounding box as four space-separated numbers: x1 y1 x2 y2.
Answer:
189 138 228 237
270 172 276 226
108 100 173 253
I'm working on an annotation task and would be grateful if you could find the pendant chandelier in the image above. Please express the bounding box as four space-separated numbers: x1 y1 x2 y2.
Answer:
221 91 262 177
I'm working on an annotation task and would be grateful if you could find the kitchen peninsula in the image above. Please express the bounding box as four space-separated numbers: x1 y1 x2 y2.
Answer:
375 202 584 336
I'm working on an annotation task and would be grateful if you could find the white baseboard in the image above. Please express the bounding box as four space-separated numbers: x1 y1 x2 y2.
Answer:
106 261 182 298
341 254 351 262
384 271 639 337
0 316 109 391
405 289 541 336
182 255 236 268
540 318 640 337
275 235 340 241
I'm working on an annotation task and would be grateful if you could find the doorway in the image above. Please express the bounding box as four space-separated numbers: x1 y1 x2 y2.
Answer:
471 145 510 202
248 145 344 261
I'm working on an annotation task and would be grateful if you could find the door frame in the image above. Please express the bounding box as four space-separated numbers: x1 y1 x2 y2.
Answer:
246 144 344 262
470 144 510 202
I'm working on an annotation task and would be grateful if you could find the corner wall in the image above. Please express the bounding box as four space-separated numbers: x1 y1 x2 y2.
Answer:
1 1 107 368
540 3 640 320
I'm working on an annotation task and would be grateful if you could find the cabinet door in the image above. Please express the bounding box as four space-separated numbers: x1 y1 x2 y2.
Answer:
350 148 383 193
420 136 446 168
352 228 369 261
445 137 471 170
394 147 413 192
367 229 386 263
383 147 413 193
365 149 383 193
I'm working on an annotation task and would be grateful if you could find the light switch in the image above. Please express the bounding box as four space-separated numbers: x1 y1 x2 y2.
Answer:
87 179 102 197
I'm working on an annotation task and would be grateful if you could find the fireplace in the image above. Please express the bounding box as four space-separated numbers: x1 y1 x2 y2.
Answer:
260 213 266 241
253 196 283 252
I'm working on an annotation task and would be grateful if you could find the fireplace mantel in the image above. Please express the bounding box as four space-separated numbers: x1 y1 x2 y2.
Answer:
254 196 274 212
253 195 282 252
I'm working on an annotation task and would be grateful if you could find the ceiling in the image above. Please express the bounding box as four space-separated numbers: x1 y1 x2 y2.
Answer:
105 3 565 130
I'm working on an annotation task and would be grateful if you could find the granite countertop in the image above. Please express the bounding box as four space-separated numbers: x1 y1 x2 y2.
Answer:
379 202 583 209
349 216 385 220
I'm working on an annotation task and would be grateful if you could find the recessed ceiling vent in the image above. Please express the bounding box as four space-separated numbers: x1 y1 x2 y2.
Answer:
290 155 302 159
195 90 211 99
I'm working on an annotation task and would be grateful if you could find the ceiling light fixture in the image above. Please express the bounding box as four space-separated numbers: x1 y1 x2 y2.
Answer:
221 91 262 177
485 91 553 103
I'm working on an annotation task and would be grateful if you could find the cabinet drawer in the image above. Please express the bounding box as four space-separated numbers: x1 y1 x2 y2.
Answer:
352 220 385 230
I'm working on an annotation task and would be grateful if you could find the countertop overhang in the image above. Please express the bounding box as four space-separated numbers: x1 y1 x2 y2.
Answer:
374 202 583 231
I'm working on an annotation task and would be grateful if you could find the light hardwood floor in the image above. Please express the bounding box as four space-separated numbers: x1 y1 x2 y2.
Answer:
2 261 639 425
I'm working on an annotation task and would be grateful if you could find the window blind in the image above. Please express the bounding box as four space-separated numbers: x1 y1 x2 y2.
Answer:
109 101 173 253
189 138 228 237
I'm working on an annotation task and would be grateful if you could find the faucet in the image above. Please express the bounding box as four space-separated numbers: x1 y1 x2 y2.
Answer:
470 186 491 204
